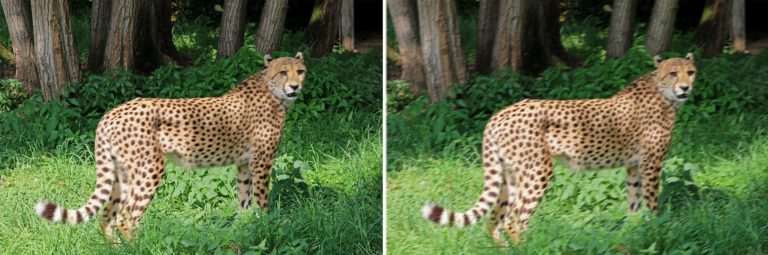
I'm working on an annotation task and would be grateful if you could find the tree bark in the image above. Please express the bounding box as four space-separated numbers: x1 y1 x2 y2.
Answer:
731 0 746 52
305 0 341 57
100 0 141 72
606 0 638 59
388 0 425 95
537 0 580 68
89 0 188 74
217 0 248 60
417 0 467 102
645 0 679 55
491 0 525 71
487 0 578 74
476 0 499 75
146 0 189 68
340 0 354 51
1 0 39 93
694 0 732 58
86 0 111 73
254 0 289 54
30 0 81 101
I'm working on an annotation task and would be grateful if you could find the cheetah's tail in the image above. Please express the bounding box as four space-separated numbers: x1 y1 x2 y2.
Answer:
34 135 116 225
421 133 504 228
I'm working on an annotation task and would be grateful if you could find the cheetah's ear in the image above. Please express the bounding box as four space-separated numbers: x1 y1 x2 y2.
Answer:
653 55 663 67
685 52 694 62
264 54 273 66
294 52 304 61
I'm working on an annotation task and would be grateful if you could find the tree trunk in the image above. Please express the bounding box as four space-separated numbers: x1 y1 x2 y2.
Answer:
417 0 467 102
476 0 499 75
694 0 732 58
491 0 525 71
86 0 111 73
388 0 425 95
731 0 746 52
305 0 341 57
89 0 188 74
100 0 141 72
488 0 578 74
146 0 189 68
606 0 637 59
254 0 289 54
1 0 39 93
217 0 247 60
30 0 81 101
645 0 679 55
537 0 580 68
340 0 354 51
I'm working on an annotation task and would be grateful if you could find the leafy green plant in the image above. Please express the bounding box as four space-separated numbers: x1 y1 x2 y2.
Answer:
0 79 26 111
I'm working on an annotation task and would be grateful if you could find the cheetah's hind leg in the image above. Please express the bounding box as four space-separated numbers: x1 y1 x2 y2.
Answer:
99 173 123 245
237 164 254 210
487 171 511 247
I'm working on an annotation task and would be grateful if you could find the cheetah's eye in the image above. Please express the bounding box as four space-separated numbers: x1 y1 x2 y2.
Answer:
279 71 287 76
687 70 695 76
297 70 305 75
669 71 677 77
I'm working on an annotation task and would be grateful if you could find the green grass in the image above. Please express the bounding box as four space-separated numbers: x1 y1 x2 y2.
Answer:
387 128 768 254
0 110 382 254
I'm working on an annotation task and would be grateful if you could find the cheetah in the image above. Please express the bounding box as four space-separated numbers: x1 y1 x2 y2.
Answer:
34 52 306 243
422 53 697 245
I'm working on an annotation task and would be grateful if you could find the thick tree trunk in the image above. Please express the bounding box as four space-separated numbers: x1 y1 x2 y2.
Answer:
388 0 425 95
538 0 580 68
217 0 247 60
694 0 732 58
30 0 81 101
731 0 746 52
101 0 141 72
645 0 679 55
488 0 578 74
417 0 467 102
340 0 354 51
254 0 289 54
89 0 188 74
1 0 39 93
476 0 499 75
305 0 341 57
87 0 111 73
491 0 525 71
146 0 189 68
606 0 638 59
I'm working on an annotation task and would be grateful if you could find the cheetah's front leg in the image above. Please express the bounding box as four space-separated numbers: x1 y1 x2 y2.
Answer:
640 161 663 213
249 149 277 212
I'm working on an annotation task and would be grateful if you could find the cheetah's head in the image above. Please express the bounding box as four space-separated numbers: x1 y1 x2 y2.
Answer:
654 53 696 103
264 52 306 101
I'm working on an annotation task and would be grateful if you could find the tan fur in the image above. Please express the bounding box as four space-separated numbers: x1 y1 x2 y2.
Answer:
35 53 307 243
422 54 696 246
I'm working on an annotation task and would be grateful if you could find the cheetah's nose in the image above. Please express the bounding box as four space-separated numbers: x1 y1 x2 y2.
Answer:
289 84 299 90
680 86 689 92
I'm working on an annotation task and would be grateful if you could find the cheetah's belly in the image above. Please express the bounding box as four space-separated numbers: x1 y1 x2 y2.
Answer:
546 133 638 171
158 131 253 169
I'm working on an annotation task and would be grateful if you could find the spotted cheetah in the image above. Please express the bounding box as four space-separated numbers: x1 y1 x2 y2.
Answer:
422 53 696 245
34 52 306 243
